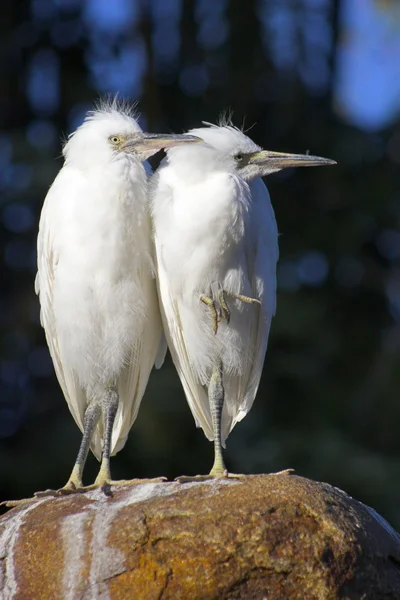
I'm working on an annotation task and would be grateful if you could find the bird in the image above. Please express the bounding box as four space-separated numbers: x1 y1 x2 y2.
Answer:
151 120 336 479
13 100 200 502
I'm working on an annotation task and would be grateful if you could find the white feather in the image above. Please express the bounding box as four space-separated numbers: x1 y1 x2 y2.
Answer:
36 105 162 459
151 125 279 444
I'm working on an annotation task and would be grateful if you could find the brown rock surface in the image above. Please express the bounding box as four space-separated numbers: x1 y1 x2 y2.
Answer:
1 473 400 599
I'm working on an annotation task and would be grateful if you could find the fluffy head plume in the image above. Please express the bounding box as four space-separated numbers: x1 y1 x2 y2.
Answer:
62 96 142 164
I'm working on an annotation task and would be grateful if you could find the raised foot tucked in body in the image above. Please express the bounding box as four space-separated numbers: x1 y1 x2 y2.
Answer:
200 286 260 335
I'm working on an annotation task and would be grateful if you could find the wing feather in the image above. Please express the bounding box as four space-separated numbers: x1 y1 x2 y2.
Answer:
37 172 163 460
36 178 88 450
154 176 278 445
155 257 214 440
106 271 162 456
229 177 279 428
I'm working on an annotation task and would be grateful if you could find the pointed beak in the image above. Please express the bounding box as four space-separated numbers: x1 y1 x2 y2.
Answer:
250 150 336 169
121 133 202 152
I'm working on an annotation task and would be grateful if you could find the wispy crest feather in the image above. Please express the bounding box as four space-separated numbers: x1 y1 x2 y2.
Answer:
202 111 256 136
92 95 139 121
62 96 141 160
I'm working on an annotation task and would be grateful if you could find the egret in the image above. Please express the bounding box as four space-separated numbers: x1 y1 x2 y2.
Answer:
152 121 336 479
19 100 200 501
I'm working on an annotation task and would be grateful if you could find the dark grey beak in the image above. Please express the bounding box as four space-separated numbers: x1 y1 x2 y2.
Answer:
121 133 202 152
250 150 336 169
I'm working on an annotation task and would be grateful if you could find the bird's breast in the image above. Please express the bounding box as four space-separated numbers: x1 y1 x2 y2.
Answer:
57 165 152 284
156 173 251 295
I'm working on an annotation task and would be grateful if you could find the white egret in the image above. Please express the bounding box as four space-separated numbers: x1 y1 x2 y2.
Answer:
25 101 200 499
152 121 336 479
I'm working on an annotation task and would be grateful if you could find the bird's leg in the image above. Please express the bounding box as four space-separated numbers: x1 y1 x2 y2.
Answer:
177 358 243 483
90 386 166 495
91 385 119 493
200 294 218 334
2 401 102 506
208 358 228 477
35 400 102 497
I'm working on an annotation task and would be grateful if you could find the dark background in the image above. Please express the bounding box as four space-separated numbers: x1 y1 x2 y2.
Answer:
1 0 400 527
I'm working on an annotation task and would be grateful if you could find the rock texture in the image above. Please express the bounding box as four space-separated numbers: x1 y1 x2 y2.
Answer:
1 473 400 599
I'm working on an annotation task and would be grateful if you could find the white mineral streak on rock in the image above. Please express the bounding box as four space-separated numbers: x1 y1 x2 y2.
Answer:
81 482 201 599
83 490 137 600
61 512 91 600
0 500 48 600
63 480 241 599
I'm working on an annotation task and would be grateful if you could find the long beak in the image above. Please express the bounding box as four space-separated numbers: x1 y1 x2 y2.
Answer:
121 133 201 152
250 150 336 169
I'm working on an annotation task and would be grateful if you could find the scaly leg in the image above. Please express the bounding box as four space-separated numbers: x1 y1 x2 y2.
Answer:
2 401 102 506
2 388 166 508
177 358 233 482
91 385 119 492
88 386 166 494
208 358 227 477
35 400 101 497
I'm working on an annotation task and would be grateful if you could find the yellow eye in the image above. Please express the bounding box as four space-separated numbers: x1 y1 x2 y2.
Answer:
109 135 123 145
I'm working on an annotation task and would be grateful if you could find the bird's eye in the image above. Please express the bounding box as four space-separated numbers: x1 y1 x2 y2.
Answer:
109 135 122 145
234 153 244 162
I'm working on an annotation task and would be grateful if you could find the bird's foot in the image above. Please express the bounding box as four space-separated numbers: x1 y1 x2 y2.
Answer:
33 481 87 498
0 479 87 506
273 468 295 475
176 471 244 483
200 286 260 335
200 295 219 334
217 289 231 324
232 293 261 306
85 476 168 497
30 476 168 501
0 496 42 508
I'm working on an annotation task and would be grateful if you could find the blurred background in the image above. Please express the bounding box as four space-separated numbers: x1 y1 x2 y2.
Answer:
1 0 400 526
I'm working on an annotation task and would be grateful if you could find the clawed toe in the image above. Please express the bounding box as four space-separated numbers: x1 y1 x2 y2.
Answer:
201 287 260 335
176 471 243 483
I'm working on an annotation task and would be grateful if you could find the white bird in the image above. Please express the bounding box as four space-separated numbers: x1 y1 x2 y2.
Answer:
32 100 200 496
151 121 336 479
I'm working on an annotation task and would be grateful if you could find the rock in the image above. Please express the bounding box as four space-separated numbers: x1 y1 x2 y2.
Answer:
0 473 400 599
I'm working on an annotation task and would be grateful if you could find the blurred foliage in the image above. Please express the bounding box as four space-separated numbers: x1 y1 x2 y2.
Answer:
1 0 400 529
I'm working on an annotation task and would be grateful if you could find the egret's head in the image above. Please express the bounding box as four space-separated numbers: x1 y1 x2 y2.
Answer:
187 121 336 182
63 99 200 167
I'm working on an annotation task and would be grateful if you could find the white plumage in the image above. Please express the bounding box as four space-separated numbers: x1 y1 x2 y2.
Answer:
152 125 278 444
152 122 335 475
36 107 158 459
35 100 200 491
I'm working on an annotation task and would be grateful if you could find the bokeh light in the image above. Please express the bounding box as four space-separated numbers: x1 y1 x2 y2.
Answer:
1 0 400 530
